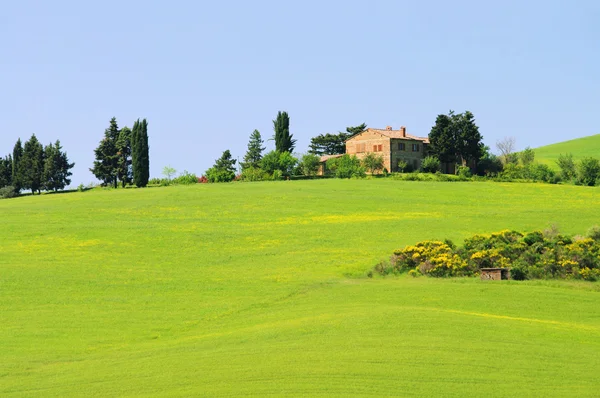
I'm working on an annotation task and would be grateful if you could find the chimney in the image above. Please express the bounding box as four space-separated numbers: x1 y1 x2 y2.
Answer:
386 126 392 131
400 126 406 137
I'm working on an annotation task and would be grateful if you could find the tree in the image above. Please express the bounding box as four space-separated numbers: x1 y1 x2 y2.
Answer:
162 166 176 180
557 153 576 181
42 140 74 192
20 134 44 194
520 147 535 166
0 155 12 188
299 153 321 176
326 154 365 179
496 137 517 165
116 126 132 188
132 118 150 187
241 130 265 170
362 152 384 174
205 150 237 182
91 117 120 188
260 150 298 178
273 111 296 153
12 138 23 192
308 123 367 156
577 157 600 186
429 111 484 169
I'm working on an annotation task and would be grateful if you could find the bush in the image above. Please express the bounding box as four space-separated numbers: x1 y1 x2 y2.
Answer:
260 150 298 178
476 154 503 176
375 227 600 281
421 156 441 173
397 160 412 173
0 186 16 199
557 153 576 181
173 171 199 184
577 157 600 186
326 154 365 179
241 167 269 182
299 153 321 176
361 153 384 174
198 176 208 183
205 167 234 183
457 165 472 178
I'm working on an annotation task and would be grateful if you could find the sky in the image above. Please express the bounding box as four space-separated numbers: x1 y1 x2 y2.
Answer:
1 0 599 186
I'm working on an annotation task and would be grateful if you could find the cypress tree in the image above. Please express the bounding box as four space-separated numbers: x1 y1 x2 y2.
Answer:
12 138 23 193
273 111 296 153
0 155 12 188
90 117 120 188
116 126 132 187
132 119 149 187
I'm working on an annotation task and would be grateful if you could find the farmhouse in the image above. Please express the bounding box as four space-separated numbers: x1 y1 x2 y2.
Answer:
319 126 430 174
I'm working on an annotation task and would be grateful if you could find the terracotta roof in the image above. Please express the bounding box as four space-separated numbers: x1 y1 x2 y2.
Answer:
364 128 430 143
319 154 344 162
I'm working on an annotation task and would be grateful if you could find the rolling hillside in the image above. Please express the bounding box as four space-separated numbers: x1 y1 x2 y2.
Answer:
534 134 600 169
2 181 600 396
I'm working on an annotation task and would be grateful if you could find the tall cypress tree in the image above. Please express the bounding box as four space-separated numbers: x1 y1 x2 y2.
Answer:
273 111 296 153
21 134 44 194
116 126 132 187
90 117 120 188
132 119 149 187
12 138 23 193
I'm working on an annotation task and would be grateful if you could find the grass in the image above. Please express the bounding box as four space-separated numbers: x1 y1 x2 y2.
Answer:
2 179 600 396
534 133 600 169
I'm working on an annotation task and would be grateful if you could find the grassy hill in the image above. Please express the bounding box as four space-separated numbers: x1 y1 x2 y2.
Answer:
534 133 600 169
2 180 600 396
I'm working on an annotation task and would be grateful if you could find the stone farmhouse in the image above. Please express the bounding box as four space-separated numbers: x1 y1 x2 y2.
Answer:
319 126 430 174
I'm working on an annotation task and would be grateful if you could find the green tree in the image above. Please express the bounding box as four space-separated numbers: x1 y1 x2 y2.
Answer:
520 147 535 166
12 138 23 192
0 155 12 188
241 130 265 170
21 134 44 194
273 111 296 153
43 140 74 192
117 126 132 188
205 150 237 182
577 157 600 186
362 152 384 174
260 150 298 178
326 154 365 179
299 153 320 176
132 119 150 187
429 111 484 169
557 153 576 181
162 165 176 180
91 117 120 188
308 123 367 155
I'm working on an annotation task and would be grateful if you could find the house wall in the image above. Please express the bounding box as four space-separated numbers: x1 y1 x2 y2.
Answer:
390 139 427 172
346 131 393 171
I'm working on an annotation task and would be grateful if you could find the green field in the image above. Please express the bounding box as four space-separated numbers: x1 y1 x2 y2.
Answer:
2 180 600 396
534 134 600 169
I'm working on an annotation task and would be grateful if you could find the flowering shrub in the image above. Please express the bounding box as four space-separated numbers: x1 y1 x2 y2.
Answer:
198 176 208 183
376 226 600 280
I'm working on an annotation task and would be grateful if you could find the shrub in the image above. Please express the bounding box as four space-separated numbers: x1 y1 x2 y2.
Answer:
520 147 535 166
476 154 503 176
397 160 411 173
587 226 600 241
0 186 16 199
361 153 384 174
241 167 269 182
173 171 199 184
557 153 576 181
205 168 234 183
260 150 298 178
577 157 600 186
456 165 472 178
421 156 441 173
326 154 365 179
299 153 321 176
198 176 208 183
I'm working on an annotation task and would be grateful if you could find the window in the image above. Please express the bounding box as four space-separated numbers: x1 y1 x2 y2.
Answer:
398 143 405 151
356 143 366 153
372 144 383 152
412 144 420 152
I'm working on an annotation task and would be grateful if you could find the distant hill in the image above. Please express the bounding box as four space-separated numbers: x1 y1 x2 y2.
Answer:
534 134 600 169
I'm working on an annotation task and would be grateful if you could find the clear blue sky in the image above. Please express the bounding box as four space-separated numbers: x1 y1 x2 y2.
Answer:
2 0 599 185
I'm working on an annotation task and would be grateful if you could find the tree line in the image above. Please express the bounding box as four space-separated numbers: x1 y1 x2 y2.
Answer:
90 117 150 188
0 135 74 197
